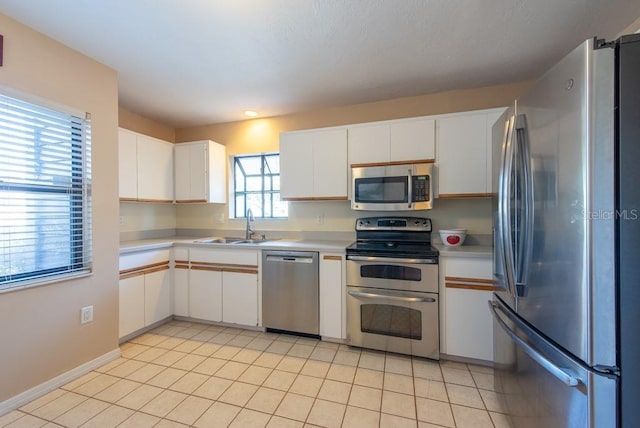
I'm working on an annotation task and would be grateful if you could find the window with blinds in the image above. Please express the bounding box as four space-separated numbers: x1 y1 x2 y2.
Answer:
0 93 92 291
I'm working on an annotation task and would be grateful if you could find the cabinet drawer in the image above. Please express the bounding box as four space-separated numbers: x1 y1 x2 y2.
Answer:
120 249 171 271
190 248 258 266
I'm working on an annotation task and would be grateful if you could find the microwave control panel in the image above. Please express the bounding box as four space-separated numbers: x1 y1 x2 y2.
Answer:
412 175 430 201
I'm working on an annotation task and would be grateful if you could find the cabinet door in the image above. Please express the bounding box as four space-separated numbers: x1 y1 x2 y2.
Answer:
347 124 390 165
437 113 489 196
445 288 494 361
486 110 505 193
137 135 174 202
189 143 208 201
319 253 344 339
118 129 138 200
189 268 223 321
119 274 145 338
280 132 314 199
144 267 172 326
206 141 227 203
442 256 494 361
174 143 191 201
173 247 190 317
313 129 348 199
222 271 258 326
389 119 435 162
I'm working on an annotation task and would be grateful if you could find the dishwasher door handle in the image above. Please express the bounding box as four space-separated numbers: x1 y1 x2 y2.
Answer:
265 255 314 263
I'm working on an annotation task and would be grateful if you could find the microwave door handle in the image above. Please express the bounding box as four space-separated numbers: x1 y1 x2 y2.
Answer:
407 168 413 208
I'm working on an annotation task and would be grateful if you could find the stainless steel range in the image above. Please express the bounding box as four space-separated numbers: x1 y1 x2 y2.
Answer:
346 216 439 360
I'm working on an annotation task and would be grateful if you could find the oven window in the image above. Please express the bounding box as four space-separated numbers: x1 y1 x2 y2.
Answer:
361 265 422 281
354 176 407 203
360 304 422 340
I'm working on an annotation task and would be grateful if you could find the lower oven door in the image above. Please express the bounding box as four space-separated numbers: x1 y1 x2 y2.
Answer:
347 286 439 360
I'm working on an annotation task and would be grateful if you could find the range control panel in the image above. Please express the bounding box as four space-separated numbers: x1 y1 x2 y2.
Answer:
355 216 432 232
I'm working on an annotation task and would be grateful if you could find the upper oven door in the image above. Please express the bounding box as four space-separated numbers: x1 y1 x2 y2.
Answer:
351 163 433 211
346 256 438 293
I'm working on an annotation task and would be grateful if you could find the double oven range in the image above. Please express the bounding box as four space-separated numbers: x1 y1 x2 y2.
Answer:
346 216 439 360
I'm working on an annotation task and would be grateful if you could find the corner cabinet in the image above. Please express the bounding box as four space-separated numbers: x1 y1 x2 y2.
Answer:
319 253 346 340
440 255 494 362
118 128 174 203
119 249 173 339
348 117 436 165
280 128 348 201
435 108 504 198
174 140 226 203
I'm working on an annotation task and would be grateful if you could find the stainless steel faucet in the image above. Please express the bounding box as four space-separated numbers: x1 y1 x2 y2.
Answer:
245 208 255 240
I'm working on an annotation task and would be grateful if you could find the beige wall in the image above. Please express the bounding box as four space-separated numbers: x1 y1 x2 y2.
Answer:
119 106 175 142
173 81 530 235
0 14 119 401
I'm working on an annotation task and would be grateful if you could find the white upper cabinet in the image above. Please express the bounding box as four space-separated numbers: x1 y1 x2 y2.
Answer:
118 128 174 202
174 140 226 203
280 128 348 200
137 135 174 202
436 108 505 197
347 124 390 165
389 119 436 162
348 118 436 166
118 129 138 200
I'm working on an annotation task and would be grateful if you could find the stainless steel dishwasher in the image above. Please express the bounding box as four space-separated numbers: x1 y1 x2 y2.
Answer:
262 250 319 336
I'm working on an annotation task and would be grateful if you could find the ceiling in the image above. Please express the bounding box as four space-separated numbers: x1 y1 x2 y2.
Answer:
0 0 639 127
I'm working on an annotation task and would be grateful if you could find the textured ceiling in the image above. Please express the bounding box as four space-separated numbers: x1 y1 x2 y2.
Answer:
0 0 639 127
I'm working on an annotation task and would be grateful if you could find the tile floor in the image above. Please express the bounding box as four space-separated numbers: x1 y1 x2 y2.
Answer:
0 320 511 428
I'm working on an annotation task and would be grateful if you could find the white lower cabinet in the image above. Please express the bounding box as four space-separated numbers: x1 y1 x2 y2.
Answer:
173 248 190 317
441 255 494 362
189 268 223 322
187 247 259 327
119 275 145 338
144 268 172 326
222 271 258 326
319 253 345 339
119 249 172 339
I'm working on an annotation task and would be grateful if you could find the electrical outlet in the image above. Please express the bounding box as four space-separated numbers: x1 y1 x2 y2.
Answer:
80 306 93 324
119 216 125 225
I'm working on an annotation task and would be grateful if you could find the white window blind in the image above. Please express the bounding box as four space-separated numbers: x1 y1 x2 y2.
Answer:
0 93 92 291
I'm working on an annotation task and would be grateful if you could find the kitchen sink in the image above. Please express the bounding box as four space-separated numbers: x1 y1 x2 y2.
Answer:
194 237 276 245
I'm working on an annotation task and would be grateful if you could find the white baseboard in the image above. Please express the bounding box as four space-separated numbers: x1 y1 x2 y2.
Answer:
0 348 121 416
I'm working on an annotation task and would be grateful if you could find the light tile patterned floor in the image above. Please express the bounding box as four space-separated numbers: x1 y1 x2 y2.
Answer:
1 320 511 428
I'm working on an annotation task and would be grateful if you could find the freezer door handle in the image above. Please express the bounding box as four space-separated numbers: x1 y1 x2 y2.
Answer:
489 301 580 387
498 115 517 297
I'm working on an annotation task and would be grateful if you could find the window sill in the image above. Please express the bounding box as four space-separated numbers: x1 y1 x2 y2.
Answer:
0 270 93 294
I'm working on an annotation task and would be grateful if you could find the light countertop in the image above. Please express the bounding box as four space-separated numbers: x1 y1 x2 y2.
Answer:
120 236 352 254
434 243 493 258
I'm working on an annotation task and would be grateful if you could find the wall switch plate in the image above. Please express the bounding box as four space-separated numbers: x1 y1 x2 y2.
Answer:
81 306 93 324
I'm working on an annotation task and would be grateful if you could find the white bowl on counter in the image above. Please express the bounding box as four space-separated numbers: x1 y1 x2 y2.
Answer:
439 229 467 247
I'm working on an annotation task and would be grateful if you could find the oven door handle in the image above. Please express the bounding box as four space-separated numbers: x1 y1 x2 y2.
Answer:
346 255 437 264
348 290 436 303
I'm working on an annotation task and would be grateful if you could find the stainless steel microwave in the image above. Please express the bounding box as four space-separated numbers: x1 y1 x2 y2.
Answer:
351 162 433 211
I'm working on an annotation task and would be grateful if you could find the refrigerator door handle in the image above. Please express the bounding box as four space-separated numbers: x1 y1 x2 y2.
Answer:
515 114 534 291
489 301 580 387
499 114 517 297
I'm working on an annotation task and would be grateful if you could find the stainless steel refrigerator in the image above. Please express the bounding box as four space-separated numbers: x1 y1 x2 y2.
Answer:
490 34 640 427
